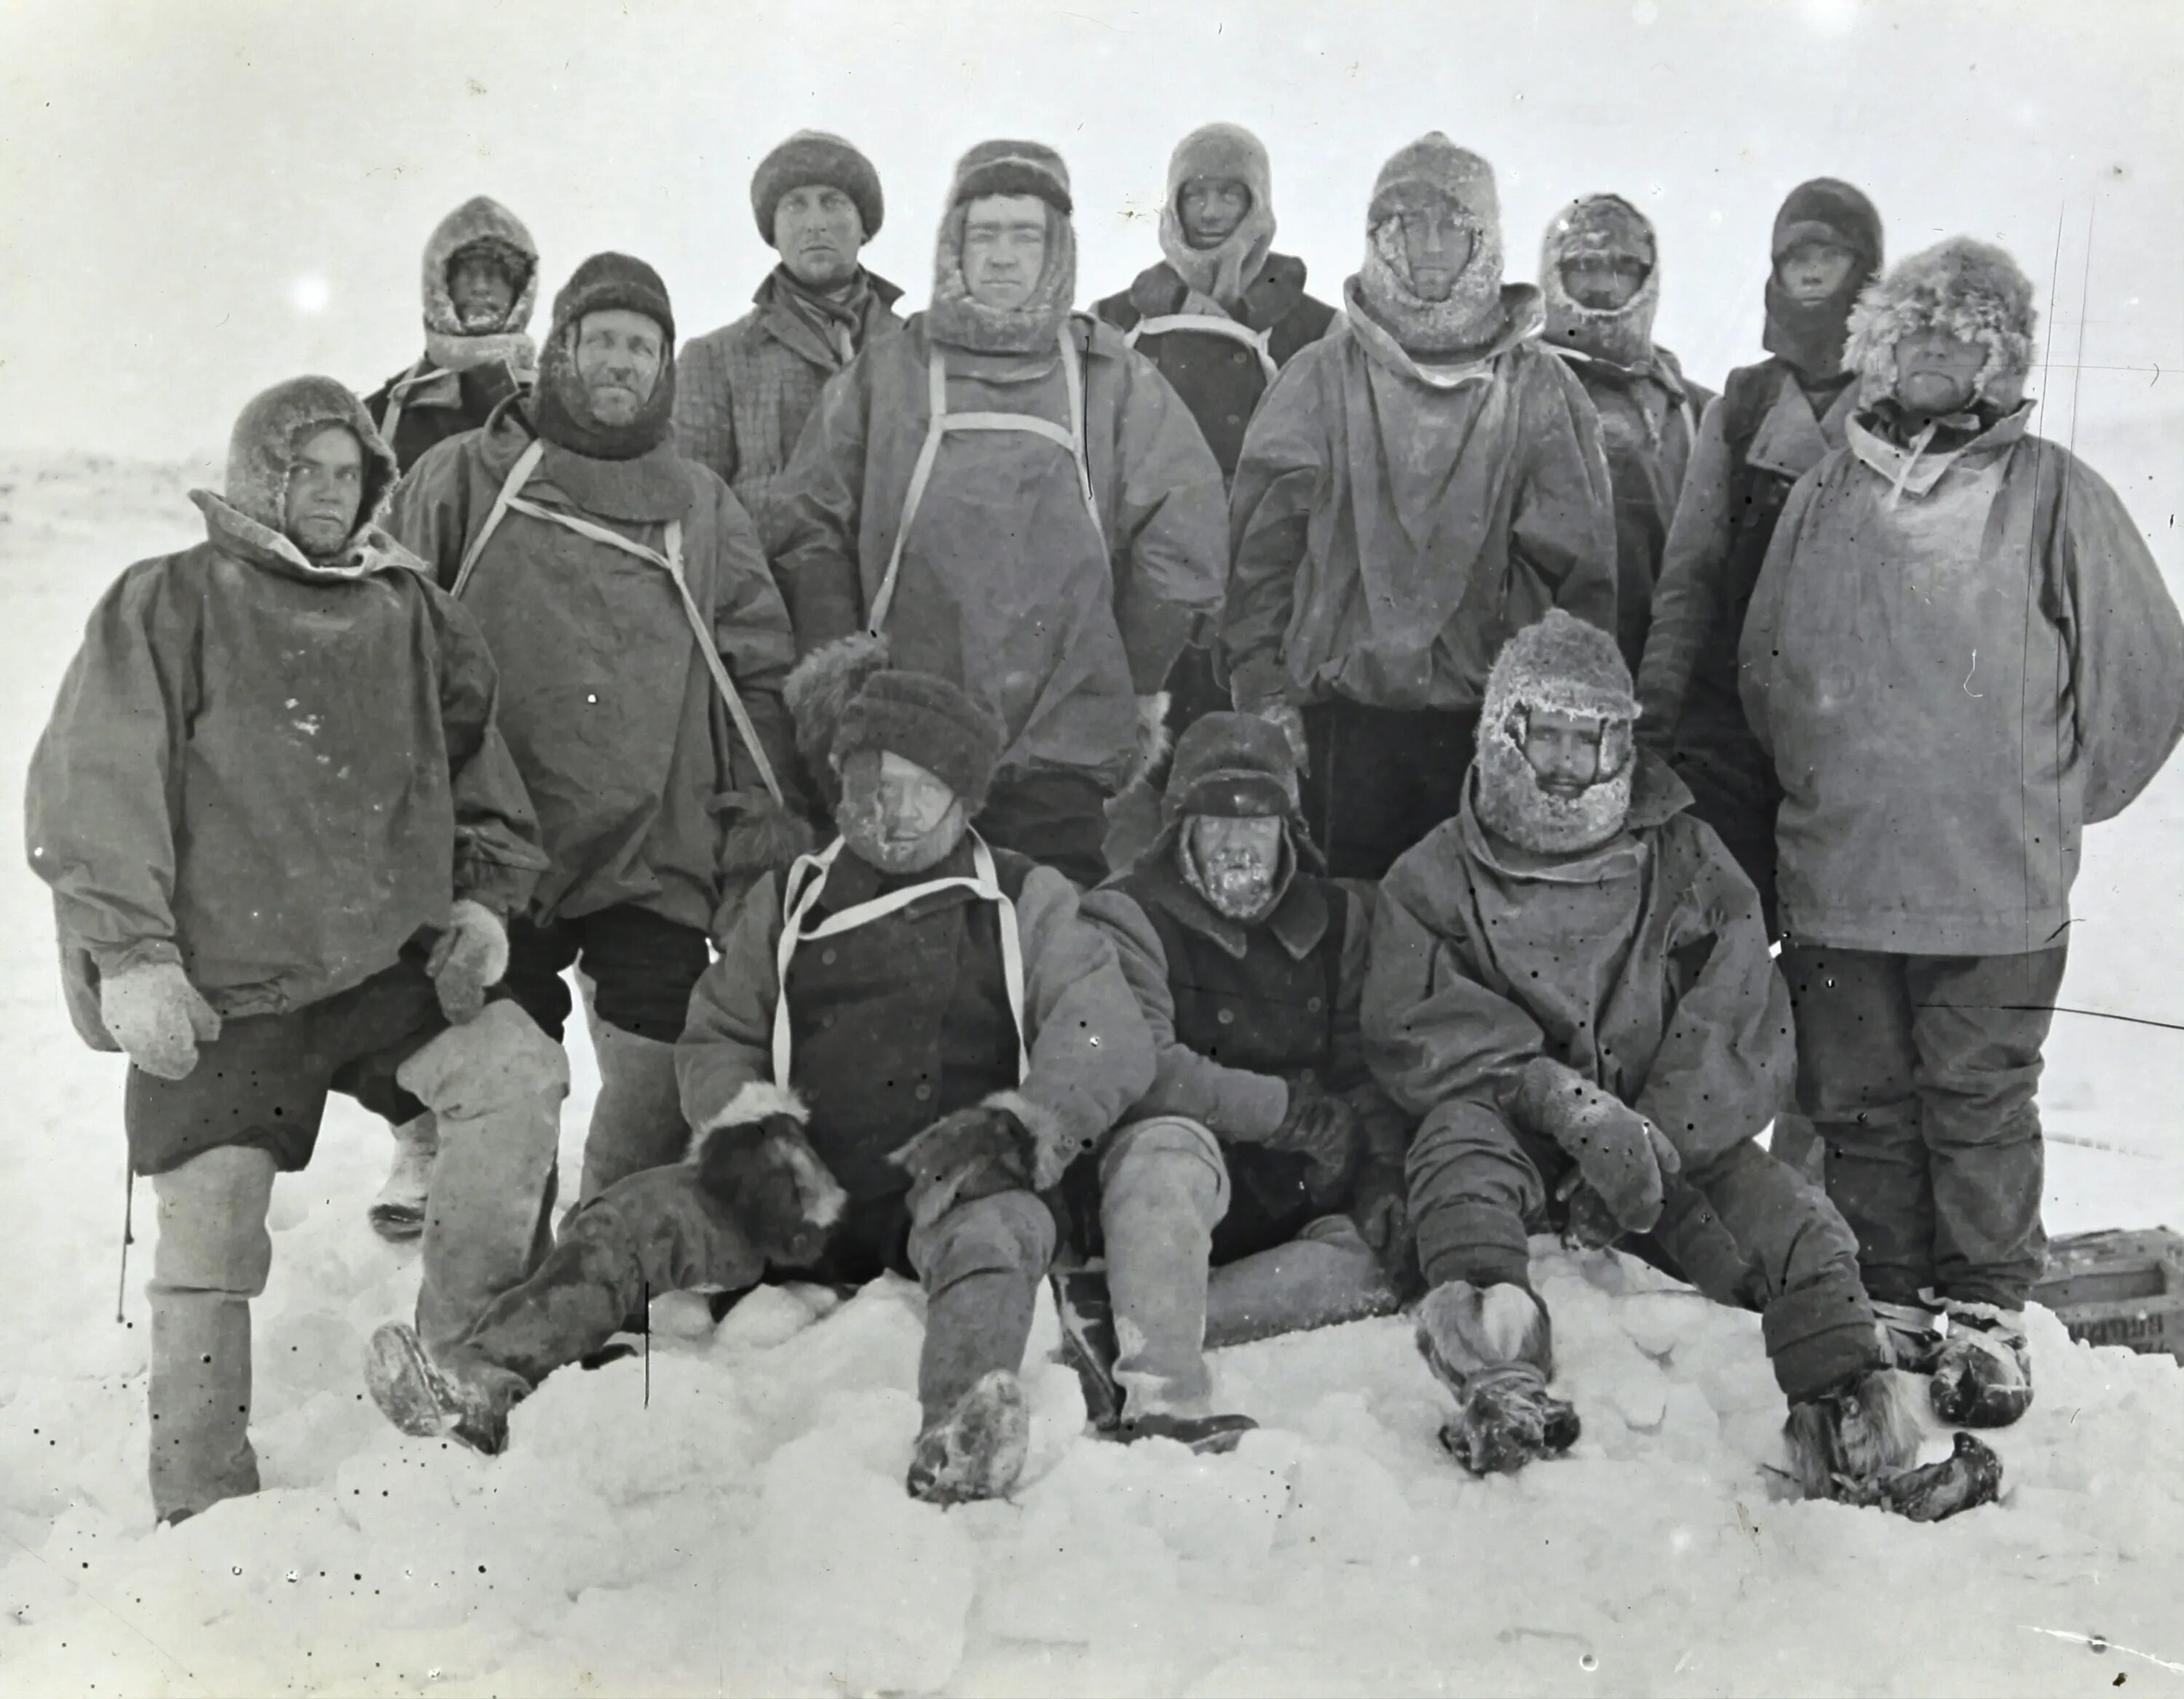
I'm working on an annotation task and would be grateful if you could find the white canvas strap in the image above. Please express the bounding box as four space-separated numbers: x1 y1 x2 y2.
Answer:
1125 313 1279 385
376 358 448 451
866 326 1103 636
769 833 1028 1089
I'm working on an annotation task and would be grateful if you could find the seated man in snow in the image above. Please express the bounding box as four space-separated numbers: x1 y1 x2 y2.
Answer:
1067 713 1415 1450
25 377 563 1526
1364 611 1995 1518
364 652 1155 1506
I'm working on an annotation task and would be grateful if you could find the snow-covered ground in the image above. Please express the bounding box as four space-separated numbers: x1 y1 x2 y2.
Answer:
2 454 2180 1696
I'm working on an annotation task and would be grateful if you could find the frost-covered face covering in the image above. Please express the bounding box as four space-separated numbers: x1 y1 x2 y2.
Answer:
1159 122 1278 309
1473 610 1641 858
419 197 538 376
1179 813 1288 922
1846 235 2038 414
836 749 969 875
1541 194 1659 368
1355 133 1507 357
927 140 1078 355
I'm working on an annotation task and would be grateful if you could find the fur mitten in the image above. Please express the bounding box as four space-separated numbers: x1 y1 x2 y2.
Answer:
691 1098 847 1266
1784 1366 1925 1502
1261 1073 1361 1204
1510 1056 1681 1234
427 898 509 1025
100 959 222 1080
890 1104 1032 1227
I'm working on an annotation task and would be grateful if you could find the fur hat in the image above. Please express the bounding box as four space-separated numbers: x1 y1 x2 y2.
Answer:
785 633 892 806
534 251 678 459
1845 237 2039 410
221 375 399 547
1473 611 1641 857
834 670 1006 812
949 138 1073 213
1540 194 1658 369
421 195 539 377
1358 133 1507 355
1762 178 1883 380
1160 122 1277 309
751 130 884 243
1160 711 1302 825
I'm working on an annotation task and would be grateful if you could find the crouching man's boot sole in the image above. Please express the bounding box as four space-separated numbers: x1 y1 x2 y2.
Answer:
363 1323 510 1456
908 1369 1029 1506
1930 1309 2033 1428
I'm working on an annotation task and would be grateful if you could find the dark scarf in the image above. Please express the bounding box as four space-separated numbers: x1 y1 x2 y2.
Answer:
1862 395 2008 455
532 322 678 461
772 264 877 356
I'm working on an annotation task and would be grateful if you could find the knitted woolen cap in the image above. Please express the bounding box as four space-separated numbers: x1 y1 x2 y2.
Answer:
833 670 1006 811
548 251 675 347
751 130 884 242
950 139 1073 213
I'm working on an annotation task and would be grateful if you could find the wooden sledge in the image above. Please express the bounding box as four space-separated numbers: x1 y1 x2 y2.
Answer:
2033 1227 2184 1363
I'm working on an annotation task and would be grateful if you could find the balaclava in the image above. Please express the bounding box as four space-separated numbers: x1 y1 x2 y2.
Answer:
533 252 678 459
927 140 1077 356
420 196 539 379
1356 133 1507 356
748 130 885 245
830 669 1005 874
1762 178 1883 381
1160 711 1311 922
1541 194 1659 369
206 375 400 575
1845 236 2038 412
1159 122 1278 312
1473 611 1642 857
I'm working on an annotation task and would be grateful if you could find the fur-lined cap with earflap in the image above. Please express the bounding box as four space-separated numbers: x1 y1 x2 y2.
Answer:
1845 236 2038 410
751 130 884 243
1540 194 1658 369
928 140 1079 355
421 197 538 344
1160 122 1277 309
785 634 893 807
785 636 1006 813
1473 610 1642 858
202 376 402 570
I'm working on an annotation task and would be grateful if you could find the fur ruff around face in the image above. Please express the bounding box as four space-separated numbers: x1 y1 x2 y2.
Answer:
1540 194 1658 368
210 376 402 578
925 200 1078 355
420 195 539 376
1355 134 1508 356
1473 610 1642 857
1159 122 1278 309
1846 236 2038 410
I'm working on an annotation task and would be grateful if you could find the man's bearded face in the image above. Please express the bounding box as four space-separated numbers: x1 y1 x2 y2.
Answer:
837 749 968 875
1187 813 1286 920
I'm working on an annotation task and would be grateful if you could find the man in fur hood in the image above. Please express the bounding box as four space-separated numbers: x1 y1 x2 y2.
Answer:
1637 178 1883 935
1539 194 1715 673
363 653 1153 1505
769 139 1229 887
1067 712 1415 1449
1744 237 2184 1433
1222 134 1617 879
1362 612 1987 1516
365 196 539 472
25 377 566 1524
387 252 810 1208
675 131 904 534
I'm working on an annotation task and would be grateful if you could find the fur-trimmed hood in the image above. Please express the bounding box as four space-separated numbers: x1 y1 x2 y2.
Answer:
1355 134 1507 357
1158 122 1278 310
420 196 539 377
197 376 409 581
1845 236 2038 410
1540 194 1658 370
1474 609 1642 856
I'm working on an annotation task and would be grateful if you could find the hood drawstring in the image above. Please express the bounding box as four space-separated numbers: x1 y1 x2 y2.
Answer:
1886 421 1939 510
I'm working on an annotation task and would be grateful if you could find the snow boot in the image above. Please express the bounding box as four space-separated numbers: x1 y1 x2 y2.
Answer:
907 1369 1029 1506
1870 1432 2005 1522
368 1112 438 1242
363 1322 526 1456
1871 1299 1944 1374
1784 1366 1924 1502
1415 1281 1579 1476
1051 1267 1125 1432
1112 1411 1259 1454
1930 1304 2033 1427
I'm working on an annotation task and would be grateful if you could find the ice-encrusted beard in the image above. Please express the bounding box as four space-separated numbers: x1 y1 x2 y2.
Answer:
1472 710 1636 858
1178 815 1289 922
836 787 970 877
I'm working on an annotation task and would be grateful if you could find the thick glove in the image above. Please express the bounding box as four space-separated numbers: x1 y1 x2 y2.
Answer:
1260 1073 1359 1206
889 1104 1032 1228
100 960 222 1080
1511 1056 1682 1235
694 1112 847 1267
427 898 509 1025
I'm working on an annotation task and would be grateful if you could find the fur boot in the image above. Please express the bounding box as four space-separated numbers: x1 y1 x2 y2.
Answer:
907 1368 1030 1505
1415 1281 1580 1476
1931 1304 2033 1427
363 1322 527 1456
1783 1366 1924 1502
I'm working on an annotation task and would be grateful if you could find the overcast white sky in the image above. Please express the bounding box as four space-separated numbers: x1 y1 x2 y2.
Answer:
2 0 2179 463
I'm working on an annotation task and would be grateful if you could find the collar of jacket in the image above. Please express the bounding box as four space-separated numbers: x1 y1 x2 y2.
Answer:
1457 748 1692 882
1747 367 1858 480
1546 341 1688 403
1125 253 1310 333
753 266 904 365
1122 831 1329 962
478 396 692 523
1342 276 1544 389
815 835 990 917
1845 400 2031 500
190 490 428 585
